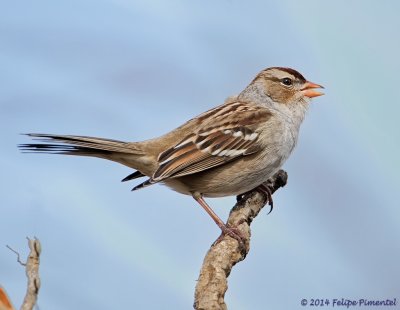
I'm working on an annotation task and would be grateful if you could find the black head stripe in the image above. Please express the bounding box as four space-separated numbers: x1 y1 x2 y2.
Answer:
267 67 307 83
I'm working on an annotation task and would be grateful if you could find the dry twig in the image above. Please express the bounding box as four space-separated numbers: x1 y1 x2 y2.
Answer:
7 238 41 310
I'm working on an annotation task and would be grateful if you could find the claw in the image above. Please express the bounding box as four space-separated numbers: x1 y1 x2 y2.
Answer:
238 184 274 213
212 224 247 255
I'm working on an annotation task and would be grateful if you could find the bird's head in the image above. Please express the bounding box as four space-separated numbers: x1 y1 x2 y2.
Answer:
251 67 324 105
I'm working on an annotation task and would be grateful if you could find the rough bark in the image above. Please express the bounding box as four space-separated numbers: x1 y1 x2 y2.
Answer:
7 238 41 310
20 238 41 310
194 170 288 310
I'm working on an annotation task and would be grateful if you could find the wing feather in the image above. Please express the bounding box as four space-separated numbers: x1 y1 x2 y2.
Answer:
152 101 272 182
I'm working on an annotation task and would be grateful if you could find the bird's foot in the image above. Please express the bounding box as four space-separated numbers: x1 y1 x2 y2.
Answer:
236 183 274 213
254 183 274 213
213 224 247 255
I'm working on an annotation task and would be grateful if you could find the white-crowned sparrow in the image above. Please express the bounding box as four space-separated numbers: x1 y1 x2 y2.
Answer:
20 67 323 243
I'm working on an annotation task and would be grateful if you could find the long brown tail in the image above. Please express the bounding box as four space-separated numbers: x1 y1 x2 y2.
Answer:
19 133 149 174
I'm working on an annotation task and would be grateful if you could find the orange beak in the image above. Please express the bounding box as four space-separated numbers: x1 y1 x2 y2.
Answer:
301 81 324 98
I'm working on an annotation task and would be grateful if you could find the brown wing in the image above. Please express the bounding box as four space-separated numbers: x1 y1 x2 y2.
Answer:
152 102 272 181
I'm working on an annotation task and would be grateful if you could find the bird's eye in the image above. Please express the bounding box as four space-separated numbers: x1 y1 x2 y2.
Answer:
281 78 293 86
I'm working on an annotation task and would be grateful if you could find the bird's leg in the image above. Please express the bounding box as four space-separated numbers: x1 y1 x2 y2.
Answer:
192 192 245 250
236 183 274 214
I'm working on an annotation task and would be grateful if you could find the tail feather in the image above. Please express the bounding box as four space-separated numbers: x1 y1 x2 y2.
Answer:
19 133 144 155
19 143 113 156
18 133 158 176
19 133 161 192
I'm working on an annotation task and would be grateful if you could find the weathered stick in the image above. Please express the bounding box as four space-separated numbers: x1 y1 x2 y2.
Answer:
194 170 288 310
7 238 41 310
20 238 41 310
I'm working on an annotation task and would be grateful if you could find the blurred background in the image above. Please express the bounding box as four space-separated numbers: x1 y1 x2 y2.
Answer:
1 1 399 309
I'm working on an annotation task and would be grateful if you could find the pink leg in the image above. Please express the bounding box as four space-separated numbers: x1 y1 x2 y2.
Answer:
192 192 245 249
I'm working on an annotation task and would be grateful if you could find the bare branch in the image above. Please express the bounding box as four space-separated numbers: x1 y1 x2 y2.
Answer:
20 238 41 310
6 245 26 267
194 170 288 310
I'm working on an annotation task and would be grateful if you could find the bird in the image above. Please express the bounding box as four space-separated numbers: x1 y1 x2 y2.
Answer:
19 67 323 245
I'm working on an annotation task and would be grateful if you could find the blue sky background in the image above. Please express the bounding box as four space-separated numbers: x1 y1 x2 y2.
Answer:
1 1 399 309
